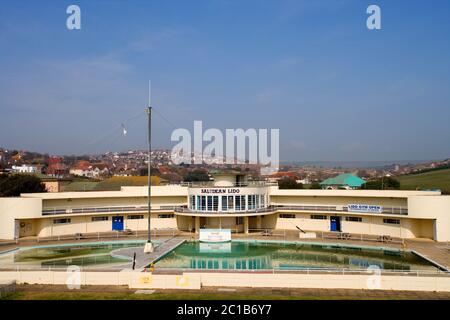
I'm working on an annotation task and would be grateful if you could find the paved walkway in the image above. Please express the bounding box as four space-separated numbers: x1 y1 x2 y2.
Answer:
112 237 186 270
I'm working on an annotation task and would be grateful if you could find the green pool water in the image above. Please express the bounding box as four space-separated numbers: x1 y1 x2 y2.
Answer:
154 241 438 271
0 241 147 268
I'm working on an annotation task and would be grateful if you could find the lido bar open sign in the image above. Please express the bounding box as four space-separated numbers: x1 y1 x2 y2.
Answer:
348 204 382 213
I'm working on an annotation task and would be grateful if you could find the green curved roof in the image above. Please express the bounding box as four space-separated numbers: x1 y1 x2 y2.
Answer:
320 173 365 187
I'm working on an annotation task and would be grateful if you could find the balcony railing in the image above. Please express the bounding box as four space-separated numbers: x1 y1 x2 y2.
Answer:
42 205 177 216
41 204 408 216
174 206 278 215
276 205 408 215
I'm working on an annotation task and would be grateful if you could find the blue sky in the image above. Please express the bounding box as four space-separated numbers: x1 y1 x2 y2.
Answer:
0 0 449 161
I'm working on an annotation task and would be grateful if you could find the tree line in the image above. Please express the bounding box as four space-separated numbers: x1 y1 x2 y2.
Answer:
0 174 47 197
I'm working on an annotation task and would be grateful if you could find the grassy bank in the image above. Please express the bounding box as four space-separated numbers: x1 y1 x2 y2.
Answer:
397 168 450 193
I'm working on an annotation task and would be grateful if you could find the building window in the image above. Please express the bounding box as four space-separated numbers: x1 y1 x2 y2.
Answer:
240 195 246 210
213 196 219 211
196 195 201 210
53 218 71 224
311 215 327 220
383 218 400 225
236 217 243 225
228 196 234 211
190 195 195 209
248 195 256 210
201 196 206 211
280 214 296 219
91 216 108 222
128 215 144 220
158 214 174 218
221 196 227 211
207 196 213 211
345 216 362 222
235 195 241 210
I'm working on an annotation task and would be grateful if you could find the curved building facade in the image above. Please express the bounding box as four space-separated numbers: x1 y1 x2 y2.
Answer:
0 173 449 242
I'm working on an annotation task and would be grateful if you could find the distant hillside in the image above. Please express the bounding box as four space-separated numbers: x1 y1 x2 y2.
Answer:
397 168 450 193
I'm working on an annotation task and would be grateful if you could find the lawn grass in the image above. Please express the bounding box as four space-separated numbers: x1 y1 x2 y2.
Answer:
397 168 450 193
92 176 161 191
1 291 383 300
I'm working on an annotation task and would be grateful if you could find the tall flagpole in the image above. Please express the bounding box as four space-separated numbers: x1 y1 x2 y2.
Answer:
144 81 154 253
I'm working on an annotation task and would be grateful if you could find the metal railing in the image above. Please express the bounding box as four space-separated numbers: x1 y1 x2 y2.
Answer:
16 228 182 244
275 205 408 215
150 266 449 277
0 265 447 276
175 204 408 216
242 228 408 245
174 205 277 215
42 205 178 216
41 204 408 216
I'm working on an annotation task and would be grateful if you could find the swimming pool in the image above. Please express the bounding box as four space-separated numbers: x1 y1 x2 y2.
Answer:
0 240 149 269
154 240 438 272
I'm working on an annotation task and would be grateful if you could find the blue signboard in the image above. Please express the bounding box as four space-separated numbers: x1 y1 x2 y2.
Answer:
347 204 382 213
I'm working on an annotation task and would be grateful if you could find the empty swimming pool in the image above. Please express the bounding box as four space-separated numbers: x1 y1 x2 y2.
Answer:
0 240 149 269
154 240 438 272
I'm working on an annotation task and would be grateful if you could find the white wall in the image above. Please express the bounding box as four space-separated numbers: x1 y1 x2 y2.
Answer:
0 198 42 239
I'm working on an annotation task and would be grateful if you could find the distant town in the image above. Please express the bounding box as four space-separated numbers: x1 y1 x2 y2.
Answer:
1 146 449 194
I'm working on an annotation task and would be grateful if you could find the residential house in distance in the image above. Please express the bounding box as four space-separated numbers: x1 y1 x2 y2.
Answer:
266 171 299 183
320 173 365 190
46 156 69 177
69 160 91 177
11 164 38 173
70 160 109 178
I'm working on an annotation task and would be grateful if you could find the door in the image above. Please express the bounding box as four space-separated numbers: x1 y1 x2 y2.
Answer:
112 216 124 231
330 216 341 232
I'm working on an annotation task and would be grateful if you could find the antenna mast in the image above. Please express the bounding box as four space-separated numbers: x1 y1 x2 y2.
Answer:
144 80 154 253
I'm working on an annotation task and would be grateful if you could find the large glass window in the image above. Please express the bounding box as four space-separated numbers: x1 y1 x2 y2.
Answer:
201 196 206 211
213 196 219 211
228 196 234 211
196 196 201 210
248 195 256 210
221 196 227 211
207 196 213 211
240 195 246 211
190 195 195 209
235 195 241 210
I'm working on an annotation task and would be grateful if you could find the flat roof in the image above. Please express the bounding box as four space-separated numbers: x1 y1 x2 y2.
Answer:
17 185 442 200
270 188 441 198
20 185 189 200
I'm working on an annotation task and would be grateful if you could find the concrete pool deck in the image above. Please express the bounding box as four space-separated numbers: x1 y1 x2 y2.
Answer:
112 237 186 270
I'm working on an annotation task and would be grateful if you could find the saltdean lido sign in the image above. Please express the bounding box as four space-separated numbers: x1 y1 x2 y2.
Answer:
348 204 382 213
201 188 240 194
